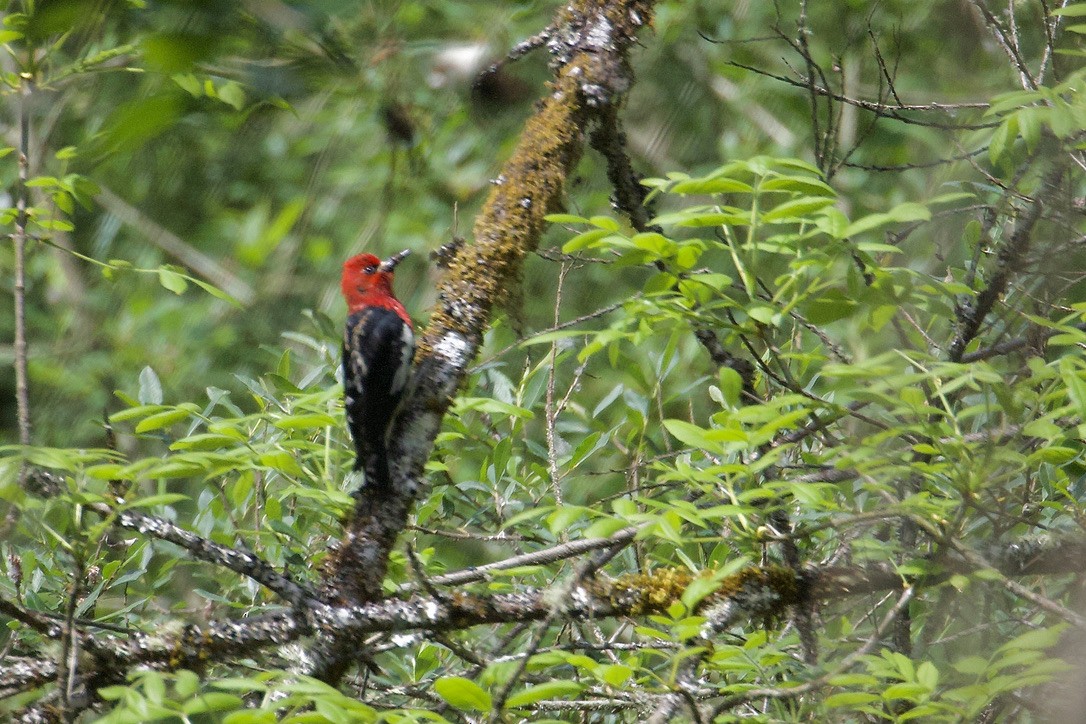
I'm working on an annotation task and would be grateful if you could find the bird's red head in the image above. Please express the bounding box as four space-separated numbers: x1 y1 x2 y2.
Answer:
341 249 411 322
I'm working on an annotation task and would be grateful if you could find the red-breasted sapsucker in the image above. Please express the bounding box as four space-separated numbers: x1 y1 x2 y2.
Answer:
341 249 414 490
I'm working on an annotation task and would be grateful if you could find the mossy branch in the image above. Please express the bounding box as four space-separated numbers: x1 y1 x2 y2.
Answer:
322 0 657 610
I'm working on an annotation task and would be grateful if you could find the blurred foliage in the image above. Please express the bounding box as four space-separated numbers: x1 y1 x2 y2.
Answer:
2 0 1086 721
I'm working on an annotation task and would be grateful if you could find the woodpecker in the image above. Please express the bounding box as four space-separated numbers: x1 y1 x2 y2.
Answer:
341 249 414 490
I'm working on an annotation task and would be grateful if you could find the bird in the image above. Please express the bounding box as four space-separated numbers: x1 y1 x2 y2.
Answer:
340 249 414 490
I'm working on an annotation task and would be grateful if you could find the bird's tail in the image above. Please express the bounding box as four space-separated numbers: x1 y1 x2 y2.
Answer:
359 447 392 491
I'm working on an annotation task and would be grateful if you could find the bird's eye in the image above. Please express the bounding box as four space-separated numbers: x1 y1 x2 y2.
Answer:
364 265 376 274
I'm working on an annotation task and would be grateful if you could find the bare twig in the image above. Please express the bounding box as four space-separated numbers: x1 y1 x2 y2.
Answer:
13 77 32 453
399 525 641 591
95 185 256 305
544 262 572 506
948 160 1065 361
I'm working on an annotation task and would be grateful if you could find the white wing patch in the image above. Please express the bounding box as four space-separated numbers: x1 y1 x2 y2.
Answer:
392 324 415 395
346 314 369 393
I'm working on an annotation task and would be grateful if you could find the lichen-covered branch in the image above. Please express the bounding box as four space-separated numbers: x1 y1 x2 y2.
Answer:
92 503 315 607
322 0 656 608
8 534 1086 717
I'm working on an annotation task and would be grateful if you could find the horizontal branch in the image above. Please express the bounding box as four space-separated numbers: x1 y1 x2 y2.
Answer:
7 534 1085 710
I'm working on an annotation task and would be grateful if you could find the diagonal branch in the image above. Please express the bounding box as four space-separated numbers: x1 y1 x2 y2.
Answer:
309 0 657 685
948 159 1065 362
91 503 315 607
321 0 657 607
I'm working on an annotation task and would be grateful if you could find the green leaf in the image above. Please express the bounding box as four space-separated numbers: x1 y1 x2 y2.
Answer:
158 267 189 295
662 419 718 452
85 464 133 481
747 304 777 324
456 398 535 420
998 625 1065 653
182 693 244 715
670 177 754 194
916 661 939 690
110 404 169 422
760 196 836 222
854 241 901 254
598 664 634 687
1059 358 1086 420
952 655 990 675
759 175 836 196
802 288 857 324
1018 106 1043 151
26 176 59 188
174 670 200 699
223 712 277 724
433 677 491 711
545 213 589 224
883 682 931 700
589 215 620 231
885 202 931 223
652 210 750 227
217 81 246 110
135 404 198 433
259 451 303 476
142 32 213 73
825 692 881 707
681 576 721 610
120 493 189 510
1027 446 1078 464
505 681 584 707
630 232 673 254
674 244 701 270
717 367 743 407
666 419 747 448
191 278 243 307
842 202 930 238
817 207 849 238
273 413 337 430
547 506 589 534
1052 3 1086 16
989 115 1018 165
138 366 164 405
828 674 879 687
169 434 237 452
562 228 612 253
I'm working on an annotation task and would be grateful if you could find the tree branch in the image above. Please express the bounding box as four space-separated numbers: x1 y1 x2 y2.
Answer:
321 0 656 609
948 158 1065 362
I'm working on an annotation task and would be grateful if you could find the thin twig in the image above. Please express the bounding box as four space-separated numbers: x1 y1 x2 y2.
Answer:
13 76 32 452
399 525 641 591
545 262 571 506
95 185 256 305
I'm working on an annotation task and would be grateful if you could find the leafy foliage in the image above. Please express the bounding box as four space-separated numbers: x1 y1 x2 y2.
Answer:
2 0 1085 722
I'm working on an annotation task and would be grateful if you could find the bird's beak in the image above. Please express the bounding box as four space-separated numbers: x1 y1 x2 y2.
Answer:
380 249 411 272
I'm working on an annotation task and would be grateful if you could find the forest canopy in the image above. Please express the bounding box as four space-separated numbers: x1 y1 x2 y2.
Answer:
2 0 1086 721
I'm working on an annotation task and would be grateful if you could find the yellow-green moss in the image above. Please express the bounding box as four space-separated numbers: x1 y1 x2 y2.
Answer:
417 71 586 360
416 1 657 361
603 565 802 617
606 567 695 615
